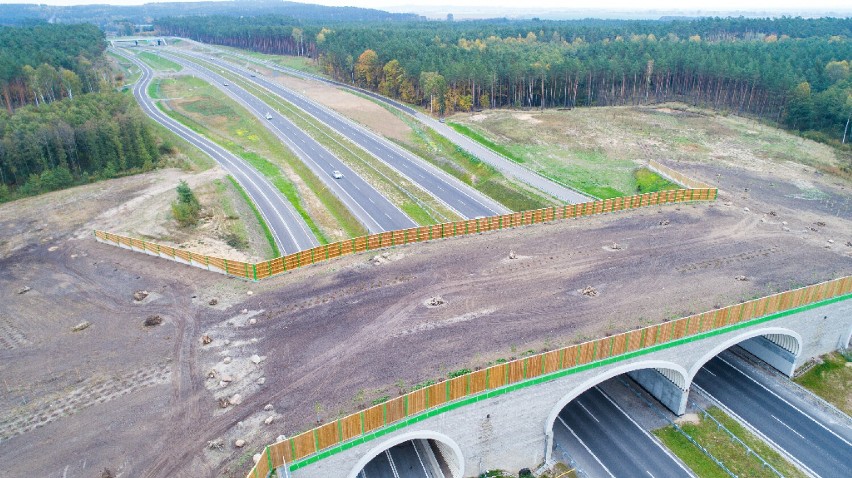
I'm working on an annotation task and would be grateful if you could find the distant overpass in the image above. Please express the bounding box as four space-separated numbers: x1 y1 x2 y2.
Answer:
108 37 166 48
244 278 851 478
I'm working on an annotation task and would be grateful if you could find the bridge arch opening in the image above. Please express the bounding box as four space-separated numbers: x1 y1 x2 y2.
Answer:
348 430 464 478
544 360 688 465
688 327 803 380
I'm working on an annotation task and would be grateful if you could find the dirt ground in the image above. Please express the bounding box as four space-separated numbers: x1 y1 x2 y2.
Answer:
1 124 851 478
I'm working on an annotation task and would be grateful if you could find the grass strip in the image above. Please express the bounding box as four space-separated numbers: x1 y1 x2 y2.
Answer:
348 92 556 211
654 407 808 478
138 51 183 72
179 54 453 225
226 174 279 258
151 83 334 243
448 121 526 164
635 167 681 193
794 351 852 415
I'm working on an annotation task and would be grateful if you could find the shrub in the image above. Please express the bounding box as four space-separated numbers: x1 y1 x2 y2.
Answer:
171 180 200 226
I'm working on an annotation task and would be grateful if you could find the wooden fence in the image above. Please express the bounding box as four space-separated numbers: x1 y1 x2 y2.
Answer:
95 187 717 281
245 275 852 477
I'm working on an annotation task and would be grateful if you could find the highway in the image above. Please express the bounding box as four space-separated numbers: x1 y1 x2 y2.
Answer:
553 386 694 478
359 441 436 478
176 39 591 204
695 355 852 478
173 48 510 219
111 49 318 254
145 49 416 233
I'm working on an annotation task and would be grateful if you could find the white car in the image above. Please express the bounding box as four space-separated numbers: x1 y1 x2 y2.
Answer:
332 170 343 179
265 112 272 120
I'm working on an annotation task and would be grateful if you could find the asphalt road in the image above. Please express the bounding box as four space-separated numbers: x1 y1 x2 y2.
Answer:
695 355 852 478
359 441 434 478
111 49 318 254
148 49 415 234
172 38 590 204
554 386 694 478
175 48 510 219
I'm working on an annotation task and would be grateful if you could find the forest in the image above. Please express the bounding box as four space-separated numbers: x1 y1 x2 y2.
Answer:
0 23 161 201
156 16 852 144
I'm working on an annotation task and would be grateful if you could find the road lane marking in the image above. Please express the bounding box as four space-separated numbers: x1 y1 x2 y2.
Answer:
577 402 599 423
718 356 852 447
596 387 696 477
556 416 616 478
772 414 807 440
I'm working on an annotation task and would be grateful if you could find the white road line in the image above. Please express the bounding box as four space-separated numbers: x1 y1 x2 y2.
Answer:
164 52 393 232
556 416 616 478
704 368 717 377
119 50 317 251
168 51 409 232
577 401 599 423
647 472 656 478
596 387 697 477
772 414 807 440
412 441 430 478
718 356 852 447
694 383 821 478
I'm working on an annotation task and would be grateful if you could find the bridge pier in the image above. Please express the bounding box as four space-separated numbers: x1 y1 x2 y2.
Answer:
627 368 688 415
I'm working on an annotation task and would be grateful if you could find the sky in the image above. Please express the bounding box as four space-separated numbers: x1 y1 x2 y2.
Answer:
1 0 849 10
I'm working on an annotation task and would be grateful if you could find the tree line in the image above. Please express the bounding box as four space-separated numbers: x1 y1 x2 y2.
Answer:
0 23 163 201
0 23 113 111
156 16 852 143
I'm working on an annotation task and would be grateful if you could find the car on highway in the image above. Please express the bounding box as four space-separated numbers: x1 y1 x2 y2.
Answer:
223 82 229 86
439 118 445 123
332 170 343 179
265 112 273 120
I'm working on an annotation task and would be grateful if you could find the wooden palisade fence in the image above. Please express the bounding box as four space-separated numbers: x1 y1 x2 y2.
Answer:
95 186 717 281
245 276 851 477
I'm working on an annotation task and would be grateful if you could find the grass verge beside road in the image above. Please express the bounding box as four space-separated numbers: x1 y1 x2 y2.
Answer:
654 407 807 478
226 175 280 258
138 51 183 72
350 93 556 211
154 75 366 241
193 59 456 225
794 350 852 415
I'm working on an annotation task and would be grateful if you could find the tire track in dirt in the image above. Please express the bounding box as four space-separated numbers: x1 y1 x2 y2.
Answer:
140 286 209 478
0 317 29 350
0 363 171 441
676 245 781 273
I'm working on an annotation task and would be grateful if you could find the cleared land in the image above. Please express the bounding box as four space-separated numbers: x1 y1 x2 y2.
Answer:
0 107 849 478
449 105 851 199
655 407 807 478
138 51 183 72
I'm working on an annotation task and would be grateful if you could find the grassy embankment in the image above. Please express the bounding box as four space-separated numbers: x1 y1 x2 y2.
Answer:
448 120 679 199
190 56 458 225
151 75 368 242
347 92 557 212
449 105 849 198
137 51 183 72
794 351 852 415
225 175 279 257
654 407 807 478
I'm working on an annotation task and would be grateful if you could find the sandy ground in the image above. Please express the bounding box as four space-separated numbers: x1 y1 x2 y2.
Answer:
1 125 850 478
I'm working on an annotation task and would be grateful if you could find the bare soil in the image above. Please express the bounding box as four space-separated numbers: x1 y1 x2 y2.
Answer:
269 71 413 143
0 126 850 478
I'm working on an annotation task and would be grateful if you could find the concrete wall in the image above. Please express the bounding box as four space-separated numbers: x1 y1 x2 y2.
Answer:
294 299 851 478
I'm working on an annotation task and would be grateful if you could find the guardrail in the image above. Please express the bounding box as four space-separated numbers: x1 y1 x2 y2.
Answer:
95 187 717 281
242 276 851 477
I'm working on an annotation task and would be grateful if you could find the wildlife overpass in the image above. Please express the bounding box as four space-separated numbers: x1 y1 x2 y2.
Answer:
246 278 851 478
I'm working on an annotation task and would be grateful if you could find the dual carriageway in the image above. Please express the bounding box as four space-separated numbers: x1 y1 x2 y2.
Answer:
114 43 851 478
